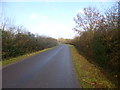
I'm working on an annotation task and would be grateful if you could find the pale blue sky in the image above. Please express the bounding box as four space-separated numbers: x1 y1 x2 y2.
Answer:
1 1 115 39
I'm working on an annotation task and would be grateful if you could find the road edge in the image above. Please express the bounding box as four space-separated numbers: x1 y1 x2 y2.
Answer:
68 44 116 88
1 46 58 69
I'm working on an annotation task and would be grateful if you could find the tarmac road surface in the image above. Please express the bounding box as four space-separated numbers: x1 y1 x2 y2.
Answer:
2 45 80 88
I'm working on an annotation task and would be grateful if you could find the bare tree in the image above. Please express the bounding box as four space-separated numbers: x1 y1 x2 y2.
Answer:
73 7 104 33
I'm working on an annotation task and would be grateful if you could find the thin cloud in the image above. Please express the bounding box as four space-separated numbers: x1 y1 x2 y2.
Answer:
29 13 38 19
42 16 48 20
28 21 75 39
29 13 48 20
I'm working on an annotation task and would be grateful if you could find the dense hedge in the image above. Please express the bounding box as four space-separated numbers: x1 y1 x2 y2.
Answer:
72 29 119 75
70 3 119 86
1 29 58 60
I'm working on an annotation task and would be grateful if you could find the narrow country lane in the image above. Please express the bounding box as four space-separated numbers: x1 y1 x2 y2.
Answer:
2 45 80 88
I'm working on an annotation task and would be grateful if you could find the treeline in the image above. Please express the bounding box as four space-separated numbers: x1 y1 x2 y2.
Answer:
69 2 119 86
1 26 58 60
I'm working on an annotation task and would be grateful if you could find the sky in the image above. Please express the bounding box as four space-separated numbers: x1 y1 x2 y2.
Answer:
1 0 116 39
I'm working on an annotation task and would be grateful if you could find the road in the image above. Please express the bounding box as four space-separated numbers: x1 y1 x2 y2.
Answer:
2 45 80 88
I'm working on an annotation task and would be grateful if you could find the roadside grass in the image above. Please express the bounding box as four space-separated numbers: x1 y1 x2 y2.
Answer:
68 45 116 88
1 46 57 67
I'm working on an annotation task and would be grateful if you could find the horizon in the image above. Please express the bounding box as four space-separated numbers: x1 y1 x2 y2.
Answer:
1 1 115 39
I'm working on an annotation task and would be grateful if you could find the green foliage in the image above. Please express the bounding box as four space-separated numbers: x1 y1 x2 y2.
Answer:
2 46 56 66
2 28 58 60
57 38 72 44
69 45 116 88
70 2 119 87
92 34 108 66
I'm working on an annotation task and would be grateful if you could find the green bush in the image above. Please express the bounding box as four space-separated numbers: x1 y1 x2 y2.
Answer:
2 29 58 60
71 3 119 86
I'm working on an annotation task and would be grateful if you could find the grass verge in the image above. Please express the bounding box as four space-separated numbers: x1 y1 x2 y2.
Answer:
1 46 57 67
68 45 116 88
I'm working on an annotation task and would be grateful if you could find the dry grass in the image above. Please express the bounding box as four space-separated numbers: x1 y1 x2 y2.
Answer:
68 45 116 88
